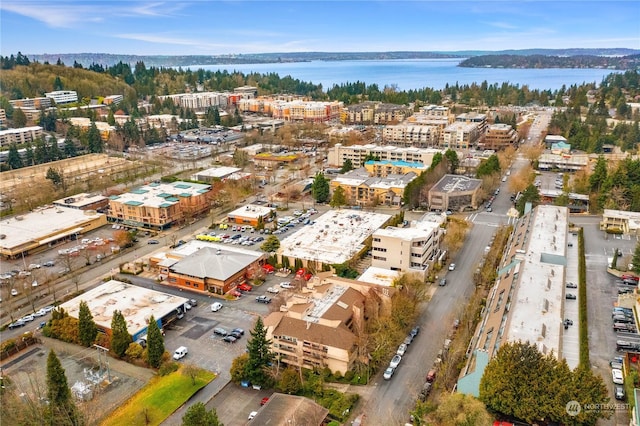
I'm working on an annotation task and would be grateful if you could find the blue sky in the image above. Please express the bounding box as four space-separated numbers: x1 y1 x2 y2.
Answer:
1 1 639 55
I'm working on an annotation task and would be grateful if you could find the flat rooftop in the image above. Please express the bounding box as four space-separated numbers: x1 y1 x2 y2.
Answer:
431 174 482 193
506 205 567 356
374 218 441 240
53 193 108 208
279 210 391 265
109 181 211 209
192 166 241 179
0 205 104 251
59 280 188 336
227 204 274 220
358 266 400 287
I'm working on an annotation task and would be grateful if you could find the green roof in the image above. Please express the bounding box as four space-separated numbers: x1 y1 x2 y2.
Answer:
157 193 171 198
174 183 191 189
179 193 192 197
159 202 173 208
130 189 149 195
109 195 120 200
124 200 144 206
166 197 179 202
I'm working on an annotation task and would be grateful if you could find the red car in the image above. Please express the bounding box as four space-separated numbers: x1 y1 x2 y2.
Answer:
295 268 312 281
260 397 269 406
237 283 253 292
621 274 639 282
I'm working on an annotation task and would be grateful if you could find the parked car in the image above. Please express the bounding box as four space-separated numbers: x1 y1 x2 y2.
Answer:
232 328 245 336
238 283 253 292
213 327 228 336
173 346 188 360
248 411 258 420
223 335 237 343
43 260 55 267
390 354 402 369
565 293 577 300
184 302 192 310
266 287 280 294
612 368 624 385
260 397 269 406
34 308 47 317
610 357 624 370
147 239 160 244
383 366 395 380
256 295 272 304
189 299 198 307
410 326 420 338
426 369 437 383
448 263 456 271
211 302 223 312
397 343 407 356
566 282 577 288
11 289 18 296
404 335 414 346
439 278 447 287
28 263 41 270
279 282 294 289
615 385 626 400
8 319 25 329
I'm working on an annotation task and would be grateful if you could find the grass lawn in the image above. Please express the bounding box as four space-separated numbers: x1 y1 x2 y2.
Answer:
101 367 216 426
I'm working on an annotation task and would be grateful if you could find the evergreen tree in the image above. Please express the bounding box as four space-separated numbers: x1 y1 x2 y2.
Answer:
46 350 82 425
46 167 64 188
430 152 443 170
329 186 347 208
63 138 77 158
13 108 27 127
632 242 640 275
311 172 330 203
476 154 501 178
340 159 354 173
24 142 34 166
444 149 459 174
515 184 540 215
146 315 165 368
590 155 608 192
7 143 22 169
181 402 223 426
87 122 103 153
78 300 97 347
244 317 274 387
54 75 64 91
110 310 132 358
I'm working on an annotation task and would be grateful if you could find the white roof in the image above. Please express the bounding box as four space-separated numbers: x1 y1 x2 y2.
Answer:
193 166 241 179
53 193 107 208
279 210 391 265
374 219 441 240
59 280 189 336
358 267 400 287
0 205 104 250
228 204 274 220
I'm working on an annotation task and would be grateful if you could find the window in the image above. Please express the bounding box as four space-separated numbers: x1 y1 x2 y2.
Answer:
373 256 386 261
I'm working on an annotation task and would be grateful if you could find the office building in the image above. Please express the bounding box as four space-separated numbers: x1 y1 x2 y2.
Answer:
428 174 482 212
327 143 442 169
45 90 78 104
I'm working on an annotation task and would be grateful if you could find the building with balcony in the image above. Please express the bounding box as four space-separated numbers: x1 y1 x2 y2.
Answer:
264 283 365 374
363 160 427 177
455 112 488 134
481 123 518 150
600 210 640 236
9 97 52 109
45 90 78 104
327 143 442 169
441 122 482 149
107 181 212 230
159 92 231 111
457 205 570 397
272 100 343 123
103 94 124 105
428 174 482 212
371 214 446 279
372 103 413 124
0 109 6 128
330 168 417 207
0 126 43 147
382 124 440 147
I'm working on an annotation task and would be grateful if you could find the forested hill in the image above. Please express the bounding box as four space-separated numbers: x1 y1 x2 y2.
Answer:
459 54 640 69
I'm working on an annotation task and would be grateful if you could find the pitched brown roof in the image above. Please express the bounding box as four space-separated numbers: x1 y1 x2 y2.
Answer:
272 316 355 350
249 393 329 426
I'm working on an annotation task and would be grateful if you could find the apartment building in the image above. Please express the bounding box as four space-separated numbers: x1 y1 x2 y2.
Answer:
237 94 305 115
327 143 442 169
441 122 481 149
0 126 43 147
371 214 445 279
458 205 570 396
264 284 365 374
272 100 343 123
0 109 6 128
45 90 78 104
340 102 376 124
103 94 124 105
455 112 488 134
600 210 640 235
481 123 519 150
428 174 482 212
363 159 427 177
382 124 440 147
9 97 52 109
108 181 212 230
67 117 113 141
330 168 417 207
405 105 453 131
159 92 230 111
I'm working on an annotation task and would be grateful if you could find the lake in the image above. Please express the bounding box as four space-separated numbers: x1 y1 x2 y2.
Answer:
189 59 620 92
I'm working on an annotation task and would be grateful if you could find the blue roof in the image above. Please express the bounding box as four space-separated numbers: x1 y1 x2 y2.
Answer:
365 159 426 168
124 200 144 206
174 183 192 189
130 189 149 195
109 195 120 200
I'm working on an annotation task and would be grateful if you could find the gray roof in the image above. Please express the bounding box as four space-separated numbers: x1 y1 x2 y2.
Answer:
169 246 262 280
431 174 482 193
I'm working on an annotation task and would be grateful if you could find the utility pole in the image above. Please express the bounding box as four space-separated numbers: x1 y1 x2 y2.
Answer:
94 344 112 382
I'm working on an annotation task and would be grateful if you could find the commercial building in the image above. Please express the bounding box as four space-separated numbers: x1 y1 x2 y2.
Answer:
53 193 109 211
455 112 488 134
278 210 391 271
59 280 189 341
481 123 519 150
371 214 446 279
45 90 78 104
0 205 107 259
153 240 266 295
457 205 570 397
227 204 275 227
428 174 483 212
441 122 482 149
272 100 343 123
0 126 43 147
107 181 212 230
544 135 568 148
537 152 589 172
330 168 417 207
600 210 640 235
264 283 365 374
252 151 305 170
327 143 442 169
191 166 242 183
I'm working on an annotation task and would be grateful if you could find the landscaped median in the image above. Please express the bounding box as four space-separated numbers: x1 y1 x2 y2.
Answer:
101 366 216 426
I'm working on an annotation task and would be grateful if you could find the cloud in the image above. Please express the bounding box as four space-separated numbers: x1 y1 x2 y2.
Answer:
485 21 517 30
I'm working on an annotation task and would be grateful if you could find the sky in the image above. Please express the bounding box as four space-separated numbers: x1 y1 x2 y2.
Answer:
1 1 639 56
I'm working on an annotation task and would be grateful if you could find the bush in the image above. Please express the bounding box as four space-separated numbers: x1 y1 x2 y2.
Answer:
125 342 144 359
606 227 623 234
344 370 355 382
158 361 179 376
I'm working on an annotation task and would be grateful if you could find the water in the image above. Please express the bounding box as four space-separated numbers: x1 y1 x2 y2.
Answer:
189 59 620 92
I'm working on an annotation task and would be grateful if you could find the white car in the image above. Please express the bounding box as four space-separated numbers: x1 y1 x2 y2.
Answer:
28 263 41 270
383 366 395 380
390 354 402 369
397 343 407 356
34 308 47 317
211 302 223 312
21 314 35 322
11 289 18 296
173 346 188 360
279 282 294 289
266 287 280 294
612 368 624 385
184 302 192 310
248 411 258 420
448 263 456 271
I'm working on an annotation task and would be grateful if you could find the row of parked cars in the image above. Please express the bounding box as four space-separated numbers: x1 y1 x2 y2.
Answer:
8 305 55 329
383 326 420 380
